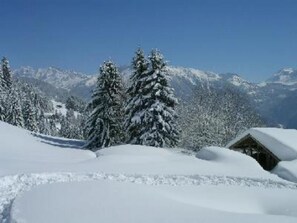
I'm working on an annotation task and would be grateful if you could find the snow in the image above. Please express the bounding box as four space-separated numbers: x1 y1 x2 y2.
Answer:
13 66 89 90
258 82 267 87
267 68 297 86
227 128 297 161
283 68 294 74
45 100 79 118
10 181 297 223
167 66 221 83
0 121 95 177
273 160 297 183
1 121 297 222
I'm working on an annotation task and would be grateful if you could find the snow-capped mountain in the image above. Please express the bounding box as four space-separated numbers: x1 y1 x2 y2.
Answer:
14 65 254 92
12 65 297 128
13 66 90 90
266 68 297 86
167 66 221 83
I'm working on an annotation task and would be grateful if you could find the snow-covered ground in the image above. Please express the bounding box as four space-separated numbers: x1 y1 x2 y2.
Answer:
0 121 297 223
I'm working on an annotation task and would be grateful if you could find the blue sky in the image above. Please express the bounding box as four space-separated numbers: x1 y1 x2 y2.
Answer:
0 0 296 82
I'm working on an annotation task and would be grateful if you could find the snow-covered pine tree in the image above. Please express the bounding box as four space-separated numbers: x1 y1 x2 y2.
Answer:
85 61 125 150
60 109 82 139
125 48 149 144
1 57 13 91
38 111 51 135
136 49 179 147
0 95 5 121
23 99 39 132
0 65 4 92
49 118 58 136
0 60 7 121
59 115 70 138
6 89 24 127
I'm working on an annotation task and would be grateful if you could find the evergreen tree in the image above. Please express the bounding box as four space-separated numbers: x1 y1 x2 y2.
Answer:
59 109 82 139
0 95 5 121
125 48 149 144
130 49 179 147
38 111 51 135
6 89 24 127
0 65 4 93
0 61 7 121
60 115 70 138
49 119 58 136
85 61 125 150
23 99 39 132
1 57 13 91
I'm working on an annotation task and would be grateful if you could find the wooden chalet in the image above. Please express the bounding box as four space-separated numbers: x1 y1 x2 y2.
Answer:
227 128 297 171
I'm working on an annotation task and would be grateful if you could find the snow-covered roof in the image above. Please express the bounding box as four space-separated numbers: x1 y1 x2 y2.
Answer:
227 128 297 161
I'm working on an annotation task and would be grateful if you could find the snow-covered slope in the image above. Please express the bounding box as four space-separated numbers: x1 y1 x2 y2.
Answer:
0 121 95 176
1 121 297 222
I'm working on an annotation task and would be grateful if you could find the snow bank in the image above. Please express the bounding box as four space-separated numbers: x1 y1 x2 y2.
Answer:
0 121 95 176
83 145 277 178
273 160 297 183
227 128 297 161
11 180 297 223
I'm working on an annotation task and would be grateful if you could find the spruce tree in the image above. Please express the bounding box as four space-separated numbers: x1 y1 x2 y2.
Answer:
38 111 51 135
0 61 7 120
0 96 5 121
49 119 58 136
60 109 81 139
85 61 125 150
125 48 149 144
6 89 24 127
23 99 39 132
0 65 4 93
1 57 13 91
60 115 70 138
136 49 179 147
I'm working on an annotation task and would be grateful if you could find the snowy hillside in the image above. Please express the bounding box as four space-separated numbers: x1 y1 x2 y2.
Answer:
1 121 297 222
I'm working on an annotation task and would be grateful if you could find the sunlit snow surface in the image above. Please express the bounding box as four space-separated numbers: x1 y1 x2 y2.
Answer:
0 121 297 223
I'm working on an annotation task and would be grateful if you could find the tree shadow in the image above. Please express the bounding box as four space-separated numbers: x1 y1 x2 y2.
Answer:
32 133 86 150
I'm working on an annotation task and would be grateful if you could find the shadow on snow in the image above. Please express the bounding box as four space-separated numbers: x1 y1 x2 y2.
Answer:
31 133 86 150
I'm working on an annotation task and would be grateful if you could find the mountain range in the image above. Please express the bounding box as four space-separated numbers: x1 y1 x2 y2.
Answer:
13 66 297 128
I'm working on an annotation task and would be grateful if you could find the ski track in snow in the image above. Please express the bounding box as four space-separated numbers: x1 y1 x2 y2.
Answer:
0 172 297 223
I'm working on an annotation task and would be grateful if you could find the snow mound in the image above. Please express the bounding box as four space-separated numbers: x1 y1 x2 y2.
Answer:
88 145 276 178
273 160 297 183
196 148 219 161
0 121 95 176
11 180 297 223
